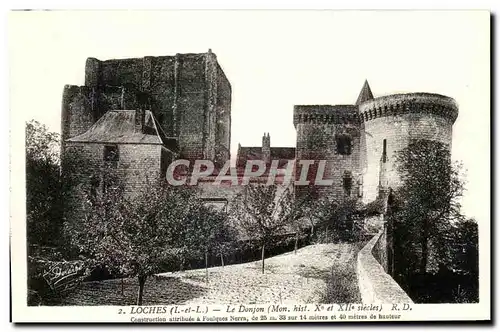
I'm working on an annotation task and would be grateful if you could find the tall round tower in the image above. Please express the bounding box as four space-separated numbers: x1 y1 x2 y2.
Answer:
358 93 459 203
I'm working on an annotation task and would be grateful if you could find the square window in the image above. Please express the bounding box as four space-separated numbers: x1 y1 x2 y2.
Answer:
104 145 119 169
104 145 119 163
336 134 352 155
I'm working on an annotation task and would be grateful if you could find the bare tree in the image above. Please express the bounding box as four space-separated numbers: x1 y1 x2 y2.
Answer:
231 185 311 273
178 204 236 281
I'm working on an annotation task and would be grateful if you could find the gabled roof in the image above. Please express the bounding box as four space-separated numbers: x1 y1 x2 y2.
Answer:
236 146 296 168
66 110 179 152
237 147 262 164
356 80 374 105
270 147 296 160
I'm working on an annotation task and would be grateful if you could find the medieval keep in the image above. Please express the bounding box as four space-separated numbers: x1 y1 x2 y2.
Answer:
61 51 459 220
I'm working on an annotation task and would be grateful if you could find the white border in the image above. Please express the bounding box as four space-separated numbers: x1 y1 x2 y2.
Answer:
3 1 497 330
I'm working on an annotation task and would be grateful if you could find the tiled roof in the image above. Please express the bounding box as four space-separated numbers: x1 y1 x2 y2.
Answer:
66 110 178 152
236 146 296 168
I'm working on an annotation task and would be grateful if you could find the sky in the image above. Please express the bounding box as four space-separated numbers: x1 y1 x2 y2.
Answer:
8 10 490 225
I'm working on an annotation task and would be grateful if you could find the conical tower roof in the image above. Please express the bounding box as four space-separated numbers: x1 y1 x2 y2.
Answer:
356 80 374 105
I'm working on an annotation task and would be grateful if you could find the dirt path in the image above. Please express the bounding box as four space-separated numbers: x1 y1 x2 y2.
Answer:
57 242 361 306
158 242 361 305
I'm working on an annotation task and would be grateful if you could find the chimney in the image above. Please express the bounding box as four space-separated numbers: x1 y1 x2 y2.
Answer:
135 91 150 133
262 132 271 164
135 109 145 133
120 87 126 109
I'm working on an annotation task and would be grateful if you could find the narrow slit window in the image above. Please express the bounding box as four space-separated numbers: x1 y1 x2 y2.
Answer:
343 171 353 196
89 176 99 203
357 177 363 198
382 139 387 163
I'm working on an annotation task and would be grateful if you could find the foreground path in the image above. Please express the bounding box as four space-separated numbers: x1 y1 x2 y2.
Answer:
158 242 360 305
58 242 361 306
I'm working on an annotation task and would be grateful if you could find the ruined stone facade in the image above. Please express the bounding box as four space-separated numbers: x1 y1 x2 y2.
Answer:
62 50 231 169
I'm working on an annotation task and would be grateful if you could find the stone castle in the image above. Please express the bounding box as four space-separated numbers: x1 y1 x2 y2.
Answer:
237 82 458 203
61 50 459 217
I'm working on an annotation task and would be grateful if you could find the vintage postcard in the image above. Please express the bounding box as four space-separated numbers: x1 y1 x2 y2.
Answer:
9 10 491 323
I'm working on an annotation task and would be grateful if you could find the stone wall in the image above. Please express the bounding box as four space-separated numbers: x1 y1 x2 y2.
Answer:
62 143 102 224
61 85 95 143
62 142 172 224
197 177 243 210
116 144 164 197
175 54 209 160
214 61 232 168
357 229 413 304
371 224 389 272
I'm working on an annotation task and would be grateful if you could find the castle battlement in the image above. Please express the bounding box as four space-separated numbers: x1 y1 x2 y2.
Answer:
291 82 458 202
293 105 359 127
358 92 459 124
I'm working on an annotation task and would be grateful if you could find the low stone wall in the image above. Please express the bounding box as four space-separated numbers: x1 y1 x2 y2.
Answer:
371 225 389 272
357 230 413 304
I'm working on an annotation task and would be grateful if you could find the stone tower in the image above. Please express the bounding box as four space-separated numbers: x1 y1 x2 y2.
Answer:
61 50 232 169
292 81 458 203
358 92 459 203
293 104 362 199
